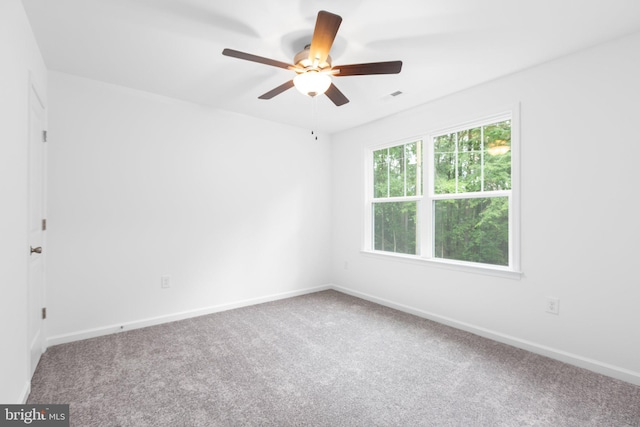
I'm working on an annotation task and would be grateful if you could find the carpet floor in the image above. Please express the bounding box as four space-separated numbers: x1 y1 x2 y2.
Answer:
28 290 640 426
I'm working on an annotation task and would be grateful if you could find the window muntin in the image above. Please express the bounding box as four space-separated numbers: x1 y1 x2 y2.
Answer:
367 114 516 272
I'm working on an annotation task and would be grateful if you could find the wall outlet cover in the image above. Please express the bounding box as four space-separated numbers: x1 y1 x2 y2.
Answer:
546 297 560 315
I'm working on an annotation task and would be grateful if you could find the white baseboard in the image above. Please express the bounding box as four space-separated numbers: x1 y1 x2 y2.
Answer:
331 284 640 386
44 283 640 386
46 285 331 347
20 381 30 404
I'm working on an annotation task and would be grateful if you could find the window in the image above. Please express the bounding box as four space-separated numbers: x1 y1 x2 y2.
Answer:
366 112 519 273
372 141 422 254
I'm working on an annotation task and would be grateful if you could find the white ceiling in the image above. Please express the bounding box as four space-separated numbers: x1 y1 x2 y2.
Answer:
22 0 640 134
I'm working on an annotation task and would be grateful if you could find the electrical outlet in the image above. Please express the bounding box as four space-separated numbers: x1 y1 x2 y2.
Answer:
545 297 559 315
161 275 171 289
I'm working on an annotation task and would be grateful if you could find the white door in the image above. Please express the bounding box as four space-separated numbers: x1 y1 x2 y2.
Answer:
28 83 46 377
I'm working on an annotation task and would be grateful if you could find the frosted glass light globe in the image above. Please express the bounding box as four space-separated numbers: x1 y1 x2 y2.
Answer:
293 71 332 97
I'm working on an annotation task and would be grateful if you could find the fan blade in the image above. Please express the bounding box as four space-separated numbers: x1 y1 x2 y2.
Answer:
222 48 294 70
325 83 349 106
333 61 403 76
308 11 342 66
258 80 295 99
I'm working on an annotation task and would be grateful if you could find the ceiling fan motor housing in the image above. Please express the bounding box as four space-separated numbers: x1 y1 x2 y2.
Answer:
294 46 332 71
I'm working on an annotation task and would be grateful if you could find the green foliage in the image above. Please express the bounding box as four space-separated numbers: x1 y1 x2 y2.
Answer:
434 197 509 266
483 120 512 191
373 202 418 255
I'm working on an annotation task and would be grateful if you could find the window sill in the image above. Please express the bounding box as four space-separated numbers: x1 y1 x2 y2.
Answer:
360 250 523 280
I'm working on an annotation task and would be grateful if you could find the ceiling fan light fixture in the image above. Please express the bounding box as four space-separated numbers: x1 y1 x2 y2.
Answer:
293 71 332 97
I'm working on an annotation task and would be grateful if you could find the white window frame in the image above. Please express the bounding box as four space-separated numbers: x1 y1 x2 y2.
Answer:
363 107 521 279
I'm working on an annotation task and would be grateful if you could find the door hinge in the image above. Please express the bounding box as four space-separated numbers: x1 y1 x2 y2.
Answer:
42 130 47 142
42 218 47 231
42 307 47 320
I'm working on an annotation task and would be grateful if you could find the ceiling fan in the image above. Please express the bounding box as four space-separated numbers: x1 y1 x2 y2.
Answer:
222 10 402 106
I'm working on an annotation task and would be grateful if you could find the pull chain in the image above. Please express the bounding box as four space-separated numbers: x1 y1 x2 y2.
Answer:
310 96 318 141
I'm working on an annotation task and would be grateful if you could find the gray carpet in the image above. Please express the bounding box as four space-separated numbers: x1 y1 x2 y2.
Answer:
28 290 640 426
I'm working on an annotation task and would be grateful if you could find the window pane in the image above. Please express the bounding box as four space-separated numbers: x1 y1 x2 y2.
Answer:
373 148 388 198
388 145 405 197
457 151 482 193
405 141 422 196
458 127 482 152
373 201 418 255
484 150 511 191
434 133 456 194
433 197 509 266
483 120 511 191
457 127 482 192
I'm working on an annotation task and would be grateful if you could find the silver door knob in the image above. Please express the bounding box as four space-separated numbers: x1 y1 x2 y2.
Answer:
30 246 42 254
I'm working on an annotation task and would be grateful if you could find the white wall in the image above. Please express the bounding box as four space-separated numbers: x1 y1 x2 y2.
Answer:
0 0 47 403
331 32 640 384
46 72 332 343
